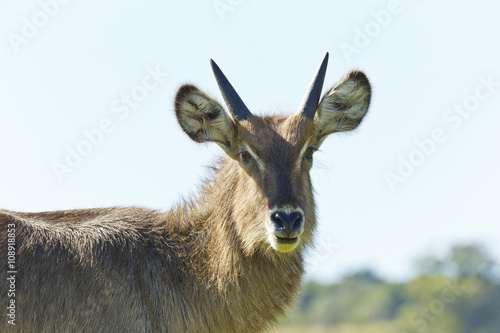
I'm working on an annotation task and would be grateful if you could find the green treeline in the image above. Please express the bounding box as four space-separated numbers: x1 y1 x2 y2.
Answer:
277 244 500 333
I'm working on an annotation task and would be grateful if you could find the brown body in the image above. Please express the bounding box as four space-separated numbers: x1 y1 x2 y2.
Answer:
0 55 371 332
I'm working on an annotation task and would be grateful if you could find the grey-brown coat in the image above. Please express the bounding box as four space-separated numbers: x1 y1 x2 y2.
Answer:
0 54 371 332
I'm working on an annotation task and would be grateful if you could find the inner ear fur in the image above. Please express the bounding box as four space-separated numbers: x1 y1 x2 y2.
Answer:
313 71 371 146
175 85 238 155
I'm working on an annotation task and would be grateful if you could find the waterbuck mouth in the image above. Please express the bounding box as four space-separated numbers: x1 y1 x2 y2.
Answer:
272 235 300 253
275 236 298 244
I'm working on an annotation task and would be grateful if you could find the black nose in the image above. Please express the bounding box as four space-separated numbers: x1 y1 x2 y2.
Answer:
271 211 303 238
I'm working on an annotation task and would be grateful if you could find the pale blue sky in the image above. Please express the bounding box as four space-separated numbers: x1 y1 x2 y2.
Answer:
1 0 499 282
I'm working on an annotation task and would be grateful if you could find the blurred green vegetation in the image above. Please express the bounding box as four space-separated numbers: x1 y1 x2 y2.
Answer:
275 244 500 333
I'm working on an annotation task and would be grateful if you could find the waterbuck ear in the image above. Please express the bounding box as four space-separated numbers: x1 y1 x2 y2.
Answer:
313 71 371 146
175 85 238 156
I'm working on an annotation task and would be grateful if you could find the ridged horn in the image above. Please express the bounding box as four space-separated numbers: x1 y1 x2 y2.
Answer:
210 59 253 122
297 52 329 120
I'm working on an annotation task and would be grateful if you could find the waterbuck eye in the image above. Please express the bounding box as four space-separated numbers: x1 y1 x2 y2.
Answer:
239 150 253 163
304 146 317 160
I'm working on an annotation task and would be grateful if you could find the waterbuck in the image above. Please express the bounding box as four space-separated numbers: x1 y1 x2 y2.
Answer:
0 53 371 332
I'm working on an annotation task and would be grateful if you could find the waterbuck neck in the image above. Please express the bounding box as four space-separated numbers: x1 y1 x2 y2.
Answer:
164 156 306 295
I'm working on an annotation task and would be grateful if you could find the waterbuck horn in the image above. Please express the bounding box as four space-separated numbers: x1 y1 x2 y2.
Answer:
210 59 253 122
297 52 329 120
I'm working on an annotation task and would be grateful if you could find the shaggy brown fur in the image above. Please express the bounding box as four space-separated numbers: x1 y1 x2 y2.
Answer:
0 68 370 332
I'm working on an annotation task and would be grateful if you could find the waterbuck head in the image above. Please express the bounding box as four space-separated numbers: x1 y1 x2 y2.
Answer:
174 53 371 255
